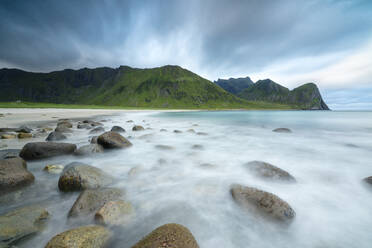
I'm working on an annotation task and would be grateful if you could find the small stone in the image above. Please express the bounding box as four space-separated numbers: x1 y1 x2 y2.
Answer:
132 125 145 131
155 145 174 150
187 129 195 133
273 128 292 133
1 134 16 139
18 133 33 139
111 126 125 133
43 164 64 174
196 132 207 136
160 129 167 132
173 130 182 133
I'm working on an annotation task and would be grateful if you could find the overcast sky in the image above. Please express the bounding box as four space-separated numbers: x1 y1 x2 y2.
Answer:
0 0 371 109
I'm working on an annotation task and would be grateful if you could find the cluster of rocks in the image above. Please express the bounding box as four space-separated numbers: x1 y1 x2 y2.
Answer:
0 126 33 140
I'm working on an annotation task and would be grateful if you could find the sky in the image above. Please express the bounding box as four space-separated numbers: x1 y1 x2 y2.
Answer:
0 0 371 109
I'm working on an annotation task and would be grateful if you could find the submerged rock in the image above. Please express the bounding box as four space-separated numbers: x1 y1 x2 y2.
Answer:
97 131 132 149
89 127 105 134
245 161 296 182
0 205 49 245
74 144 104 156
20 142 76 160
191 144 203 150
77 123 92 129
57 121 73 129
273 128 292 133
0 157 34 194
196 132 208 136
132 125 144 131
54 126 73 133
173 130 182 133
90 136 98 144
45 131 66 141
68 188 124 218
230 184 295 222
0 149 21 159
132 223 199 248
160 129 167 132
363 176 372 185
187 129 196 133
58 162 113 192
43 164 64 174
45 225 111 248
154 145 174 150
111 126 125 133
94 200 134 226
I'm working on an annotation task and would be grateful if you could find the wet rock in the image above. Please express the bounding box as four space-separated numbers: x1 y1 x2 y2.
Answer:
74 144 104 156
54 126 73 133
132 223 199 248
363 176 372 185
126 120 133 123
160 129 167 132
192 124 199 127
94 200 134 226
230 184 295 222
89 127 105 134
154 145 174 150
132 125 144 131
97 131 132 149
77 123 92 129
0 149 21 159
0 205 49 245
90 121 103 127
58 162 113 192
196 132 208 136
20 142 76 160
42 127 53 132
17 133 33 139
0 128 17 133
173 130 182 133
0 157 34 194
16 126 33 133
245 161 296 182
43 164 64 174
199 163 216 168
187 129 196 133
1 134 16 139
138 134 154 140
45 131 66 141
68 188 123 218
45 225 111 248
57 121 72 129
273 128 292 133
90 136 98 144
111 126 125 133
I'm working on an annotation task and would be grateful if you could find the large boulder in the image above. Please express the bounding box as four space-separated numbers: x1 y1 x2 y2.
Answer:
132 223 199 248
245 161 296 182
46 131 66 141
45 225 111 248
74 144 104 156
94 200 134 226
58 162 113 192
0 157 34 194
111 126 125 133
97 131 132 149
0 205 49 245
230 184 295 222
19 142 76 160
68 188 123 218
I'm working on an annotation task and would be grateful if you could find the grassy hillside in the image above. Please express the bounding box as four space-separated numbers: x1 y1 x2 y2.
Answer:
0 65 295 109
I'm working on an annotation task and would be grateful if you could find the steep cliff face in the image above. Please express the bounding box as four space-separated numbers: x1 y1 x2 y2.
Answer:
214 77 254 95
288 83 329 110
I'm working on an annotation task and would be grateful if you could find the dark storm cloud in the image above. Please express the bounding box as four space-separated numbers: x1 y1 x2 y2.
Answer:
0 0 371 84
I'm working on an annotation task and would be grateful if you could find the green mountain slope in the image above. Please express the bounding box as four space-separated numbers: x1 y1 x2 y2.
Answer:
238 79 329 110
214 77 254 95
0 65 292 109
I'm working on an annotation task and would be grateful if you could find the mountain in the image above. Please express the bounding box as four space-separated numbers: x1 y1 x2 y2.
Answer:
238 79 329 110
214 77 254 95
0 65 281 109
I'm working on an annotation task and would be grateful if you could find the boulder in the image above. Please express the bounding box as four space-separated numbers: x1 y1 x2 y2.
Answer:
110 126 125 133
273 128 292 133
245 161 296 182
132 125 144 131
45 131 66 141
97 131 132 149
0 149 21 159
57 121 72 129
19 142 76 160
89 127 105 134
68 188 123 218
0 157 34 194
17 133 33 139
132 223 199 248
58 162 113 192
0 205 49 245
45 225 111 248
74 144 104 156
43 164 64 174
230 184 295 222
94 200 134 225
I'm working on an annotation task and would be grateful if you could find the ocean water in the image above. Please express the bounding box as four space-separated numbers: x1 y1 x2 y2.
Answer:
2 110 372 248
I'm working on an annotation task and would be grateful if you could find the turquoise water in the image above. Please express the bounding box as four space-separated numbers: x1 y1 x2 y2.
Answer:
3 110 372 248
